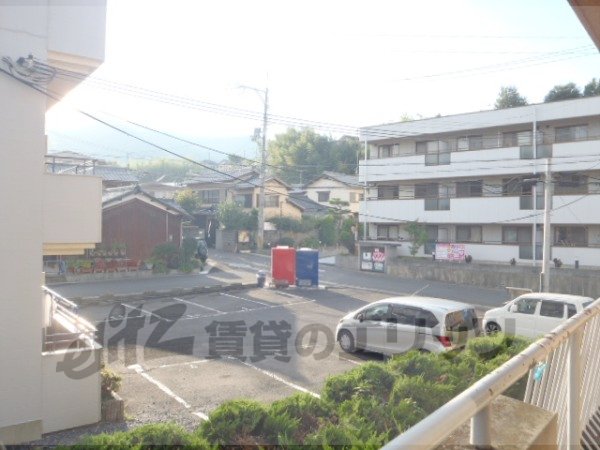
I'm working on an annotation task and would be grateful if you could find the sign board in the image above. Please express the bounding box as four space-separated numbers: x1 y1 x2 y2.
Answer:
361 247 385 272
435 243 466 261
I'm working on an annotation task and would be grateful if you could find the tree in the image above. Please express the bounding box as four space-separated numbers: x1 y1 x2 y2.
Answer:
544 83 582 102
174 189 200 214
268 129 362 185
217 201 253 230
494 86 528 109
583 78 600 97
405 221 428 256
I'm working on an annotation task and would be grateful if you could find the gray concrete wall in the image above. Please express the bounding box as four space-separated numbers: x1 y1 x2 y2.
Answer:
337 255 600 298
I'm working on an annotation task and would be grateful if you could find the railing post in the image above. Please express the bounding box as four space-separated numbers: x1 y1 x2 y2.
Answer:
567 329 583 450
470 404 492 448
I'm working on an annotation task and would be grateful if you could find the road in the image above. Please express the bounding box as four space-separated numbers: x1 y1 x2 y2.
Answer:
52 250 508 309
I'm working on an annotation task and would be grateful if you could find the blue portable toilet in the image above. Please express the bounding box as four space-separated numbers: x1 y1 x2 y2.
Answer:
296 248 319 287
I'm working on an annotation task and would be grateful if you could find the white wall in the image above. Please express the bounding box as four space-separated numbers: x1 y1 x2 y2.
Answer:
41 348 101 433
305 178 362 213
0 3 48 439
42 174 102 244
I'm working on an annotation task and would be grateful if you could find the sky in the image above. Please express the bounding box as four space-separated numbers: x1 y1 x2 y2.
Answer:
46 0 600 164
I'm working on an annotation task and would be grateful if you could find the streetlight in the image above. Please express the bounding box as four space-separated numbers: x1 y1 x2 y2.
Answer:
239 85 269 251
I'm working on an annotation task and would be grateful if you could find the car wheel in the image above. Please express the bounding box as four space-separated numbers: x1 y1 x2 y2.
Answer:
485 321 502 334
338 330 356 353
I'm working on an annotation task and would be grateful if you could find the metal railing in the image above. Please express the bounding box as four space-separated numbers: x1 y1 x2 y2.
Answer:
383 297 600 450
43 286 96 352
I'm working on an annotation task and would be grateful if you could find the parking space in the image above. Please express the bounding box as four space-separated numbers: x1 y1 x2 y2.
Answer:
77 284 494 427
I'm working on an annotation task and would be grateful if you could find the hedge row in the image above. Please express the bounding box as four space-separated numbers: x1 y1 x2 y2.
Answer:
73 333 530 449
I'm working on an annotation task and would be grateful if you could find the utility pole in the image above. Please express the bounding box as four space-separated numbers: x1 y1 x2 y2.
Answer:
541 159 553 292
532 108 537 268
239 85 269 250
363 139 368 241
258 87 268 251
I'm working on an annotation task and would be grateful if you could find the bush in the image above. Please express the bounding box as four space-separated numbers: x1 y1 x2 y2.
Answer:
100 365 121 400
267 393 333 443
269 216 304 232
390 376 456 414
323 362 395 403
200 399 268 445
151 242 179 269
74 423 209 449
299 236 320 249
318 216 337 246
277 236 295 247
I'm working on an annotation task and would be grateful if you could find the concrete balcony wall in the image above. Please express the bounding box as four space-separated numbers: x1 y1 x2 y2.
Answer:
47 0 106 68
42 174 102 253
41 347 101 433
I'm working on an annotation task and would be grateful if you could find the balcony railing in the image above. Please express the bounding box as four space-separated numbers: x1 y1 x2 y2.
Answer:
43 286 97 352
369 130 600 160
383 298 600 449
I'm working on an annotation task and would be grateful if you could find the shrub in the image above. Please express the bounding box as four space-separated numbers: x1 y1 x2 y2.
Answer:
318 216 337 246
268 393 333 442
200 399 268 445
390 376 456 414
74 423 209 449
269 216 304 232
323 362 395 403
151 242 179 269
100 365 121 400
299 236 320 249
277 236 295 247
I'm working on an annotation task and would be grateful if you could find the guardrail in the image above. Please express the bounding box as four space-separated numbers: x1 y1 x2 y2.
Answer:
383 297 600 449
43 286 96 351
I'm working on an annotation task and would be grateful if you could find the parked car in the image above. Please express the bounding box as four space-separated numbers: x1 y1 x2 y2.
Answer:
335 296 481 355
482 293 594 339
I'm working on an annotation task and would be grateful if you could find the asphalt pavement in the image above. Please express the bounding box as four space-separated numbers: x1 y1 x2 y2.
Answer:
49 249 509 309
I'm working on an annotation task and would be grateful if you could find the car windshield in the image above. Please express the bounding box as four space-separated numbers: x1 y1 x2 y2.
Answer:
445 309 478 331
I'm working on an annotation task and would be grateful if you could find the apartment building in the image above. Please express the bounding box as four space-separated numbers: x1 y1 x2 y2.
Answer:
358 96 600 267
0 2 106 443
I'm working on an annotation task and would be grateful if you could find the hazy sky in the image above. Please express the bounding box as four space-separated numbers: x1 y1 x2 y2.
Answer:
46 0 600 163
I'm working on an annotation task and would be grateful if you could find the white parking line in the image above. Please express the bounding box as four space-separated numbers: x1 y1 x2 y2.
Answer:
410 284 430 296
128 364 209 420
173 297 225 314
226 357 320 398
157 359 213 370
176 298 317 321
122 303 169 321
220 292 269 307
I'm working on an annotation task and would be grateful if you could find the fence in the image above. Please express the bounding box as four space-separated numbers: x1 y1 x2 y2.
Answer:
383 297 600 449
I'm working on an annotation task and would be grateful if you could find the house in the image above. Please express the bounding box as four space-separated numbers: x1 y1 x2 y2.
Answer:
304 171 363 214
287 192 332 217
359 96 600 267
185 168 302 245
46 151 140 189
102 186 191 261
0 1 106 443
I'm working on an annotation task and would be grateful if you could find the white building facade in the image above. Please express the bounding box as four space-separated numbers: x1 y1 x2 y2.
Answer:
359 97 600 267
0 1 106 444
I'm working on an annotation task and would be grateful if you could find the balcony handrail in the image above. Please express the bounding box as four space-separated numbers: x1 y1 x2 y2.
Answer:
43 285 79 312
382 297 600 449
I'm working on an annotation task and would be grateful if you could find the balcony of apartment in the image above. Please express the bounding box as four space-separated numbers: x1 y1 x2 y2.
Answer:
41 286 101 433
359 128 600 183
43 173 102 256
361 192 600 225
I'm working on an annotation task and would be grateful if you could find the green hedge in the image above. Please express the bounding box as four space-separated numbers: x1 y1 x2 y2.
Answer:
74 334 530 448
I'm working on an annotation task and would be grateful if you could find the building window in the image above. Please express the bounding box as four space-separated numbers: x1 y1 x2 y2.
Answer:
555 173 588 195
502 226 532 244
415 183 449 210
554 226 587 247
503 130 531 147
467 135 484 150
377 225 399 240
456 226 482 243
555 125 588 143
519 181 544 210
377 144 400 158
201 189 220 204
378 185 399 200
520 144 552 159
234 194 253 208
265 195 279 208
317 191 330 202
502 177 521 196
456 180 483 198
349 192 360 203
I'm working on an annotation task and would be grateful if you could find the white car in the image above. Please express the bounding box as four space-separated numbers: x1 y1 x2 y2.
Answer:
482 293 594 339
335 296 480 355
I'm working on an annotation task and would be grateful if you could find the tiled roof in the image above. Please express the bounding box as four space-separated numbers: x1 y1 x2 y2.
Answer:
185 168 257 185
102 185 191 217
319 171 360 187
46 163 139 183
287 194 331 216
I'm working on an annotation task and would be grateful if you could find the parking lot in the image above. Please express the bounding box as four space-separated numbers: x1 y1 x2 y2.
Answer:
80 286 394 428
